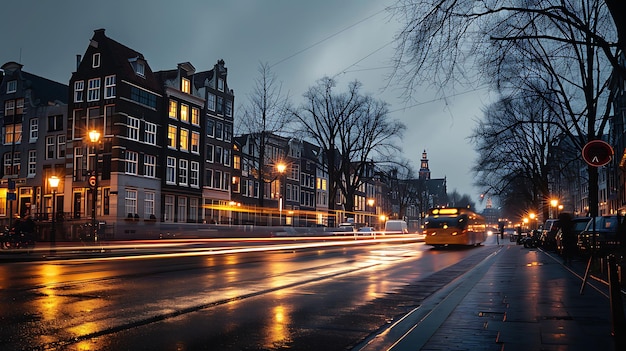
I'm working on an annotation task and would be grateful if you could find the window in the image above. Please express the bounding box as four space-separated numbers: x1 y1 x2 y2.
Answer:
145 122 156 145
205 168 213 188
207 119 215 137
145 192 155 218
136 62 145 77
74 81 84 102
189 198 198 221
215 146 223 164
47 115 63 132
92 53 101 68
206 144 214 162
4 100 14 116
28 150 36 176
217 96 224 114
179 159 188 185
164 195 174 222
216 122 223 140
207 93 216 111
125 189 137 217
180 104 189 123
144 154 156 178
191 132 200 154
182 77 190 93
223 148 231 166
234 155 241 169
213 170 222 190
223 172 230 191
105 105 114 135
57 135 66 158
128 117 140 141
169 100 177 119
168 125 177 148
232 176 240 193
225 100 233 117
179 128 189 151
16 98 23 115
190 161 199 187
125 151 138 174
7 80 17 93
29 119 38 142
166 157 176 184
104 75 116 99
178 196 187 222
4 152 19 175
191 107 200 125
87 78 101 102
224 125 232 142
4 124 22 145
218 78 224 91
130 87 157 108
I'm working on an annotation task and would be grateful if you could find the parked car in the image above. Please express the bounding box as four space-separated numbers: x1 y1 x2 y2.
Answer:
540 219 560 250
357 226 375 235
577 215 623 253
555 217 591 255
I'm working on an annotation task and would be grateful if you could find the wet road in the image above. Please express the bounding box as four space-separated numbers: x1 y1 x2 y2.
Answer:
0 235 499 350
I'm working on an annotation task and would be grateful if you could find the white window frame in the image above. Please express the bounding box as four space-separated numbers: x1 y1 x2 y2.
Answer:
74 81 84 102
166 156 176 184
29 118 38 142
57 135 66 158
104 75 116 99
178 196 187 223
190 161 199 187
179 159 188 186
7 80 17 93
128 116 140 141
46 136 55 160
125 189 137 217
92 53 101 68
144 122 156 145
191 131 200 154
87 78 101 102
144 191 155 218
125 151 138 175
28 150 36 176
143 154 156 178
207 93 215 111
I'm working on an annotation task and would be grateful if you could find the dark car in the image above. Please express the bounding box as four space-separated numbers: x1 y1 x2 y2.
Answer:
555 217 591 255
577 215 622 253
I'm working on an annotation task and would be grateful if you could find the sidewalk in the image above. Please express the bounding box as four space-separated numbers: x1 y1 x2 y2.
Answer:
367 239 626 351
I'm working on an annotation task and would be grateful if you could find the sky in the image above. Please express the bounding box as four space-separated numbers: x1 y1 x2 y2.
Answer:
0 0 492 208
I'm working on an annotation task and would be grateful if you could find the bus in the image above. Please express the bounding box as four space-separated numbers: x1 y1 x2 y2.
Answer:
423 207 486 247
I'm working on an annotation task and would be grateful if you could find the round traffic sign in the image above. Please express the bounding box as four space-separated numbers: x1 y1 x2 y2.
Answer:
582 140 613 167
88 175 97 187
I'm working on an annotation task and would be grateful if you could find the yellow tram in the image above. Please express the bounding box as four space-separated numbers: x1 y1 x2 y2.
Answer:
423 207 486 247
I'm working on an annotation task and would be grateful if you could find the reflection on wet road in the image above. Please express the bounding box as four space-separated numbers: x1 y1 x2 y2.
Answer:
0 235 496 350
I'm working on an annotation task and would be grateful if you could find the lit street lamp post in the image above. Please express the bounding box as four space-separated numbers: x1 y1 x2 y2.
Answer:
48 175 59 255
89 130 101 241
276 163 287 226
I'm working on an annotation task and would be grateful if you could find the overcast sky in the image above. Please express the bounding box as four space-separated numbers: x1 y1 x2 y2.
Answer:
0 0 492 207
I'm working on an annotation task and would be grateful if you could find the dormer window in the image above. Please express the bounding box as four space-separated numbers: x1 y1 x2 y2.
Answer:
136 62 145 77
182 77 191 93
92 53 101 68
218 78 224 92
7 80 17 93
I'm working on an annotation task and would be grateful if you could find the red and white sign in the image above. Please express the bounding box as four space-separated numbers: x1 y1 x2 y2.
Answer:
582 140 613 167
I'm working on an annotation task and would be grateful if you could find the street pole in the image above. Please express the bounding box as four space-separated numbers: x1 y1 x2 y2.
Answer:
48 176 59 256
89 130 100 242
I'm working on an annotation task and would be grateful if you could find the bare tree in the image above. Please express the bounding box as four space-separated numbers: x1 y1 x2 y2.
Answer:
292 77 406 212
238 62 292 207
392 0 616 216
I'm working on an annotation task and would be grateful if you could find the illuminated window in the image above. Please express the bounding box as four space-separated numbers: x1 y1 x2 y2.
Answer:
191 107 200 125
169 100 177 119
179 128 189 151
168 125 177 148
4 124 22 145
181 77 190 93
191 131 200 153
180 104 188 122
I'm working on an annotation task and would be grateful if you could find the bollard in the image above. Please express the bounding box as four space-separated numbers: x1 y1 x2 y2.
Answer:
607 255 626 347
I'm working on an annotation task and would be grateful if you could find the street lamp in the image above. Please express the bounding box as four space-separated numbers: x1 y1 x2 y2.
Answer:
89 130 101 241
48 175 60 255
367 198 375 226
276 163 287 226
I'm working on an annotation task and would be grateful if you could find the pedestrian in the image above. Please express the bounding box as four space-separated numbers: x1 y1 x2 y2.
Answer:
559 212 575 266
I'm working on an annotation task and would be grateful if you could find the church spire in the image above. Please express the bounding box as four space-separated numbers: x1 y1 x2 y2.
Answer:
419 149 430 180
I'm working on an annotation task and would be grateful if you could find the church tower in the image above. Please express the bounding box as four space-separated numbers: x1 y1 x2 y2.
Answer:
419 149 431 180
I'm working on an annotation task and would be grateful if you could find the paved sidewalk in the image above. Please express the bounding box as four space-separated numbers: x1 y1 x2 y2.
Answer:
379 240 626 350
